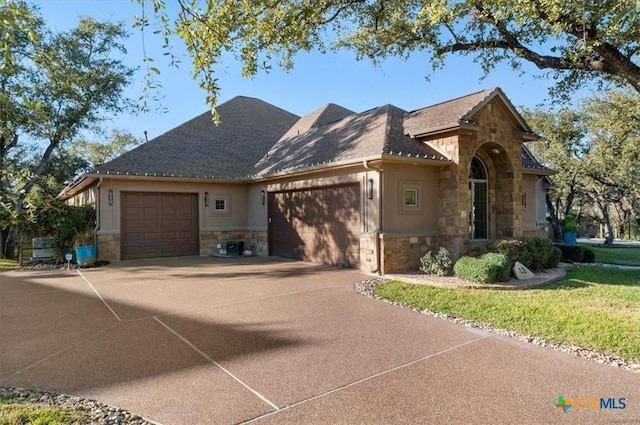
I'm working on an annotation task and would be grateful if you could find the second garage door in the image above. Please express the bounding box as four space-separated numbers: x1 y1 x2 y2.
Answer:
269 184 361 267
121 192 198 259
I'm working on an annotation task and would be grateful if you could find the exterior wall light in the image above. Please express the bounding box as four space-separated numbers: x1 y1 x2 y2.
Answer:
261 190 266 205
204 191 209 207
108 189 113 206
367 179 374 200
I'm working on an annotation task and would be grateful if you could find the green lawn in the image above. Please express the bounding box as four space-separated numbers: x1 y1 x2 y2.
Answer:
0 259 19 272
375 267 640 361
0 398 86 425
579 244 640 266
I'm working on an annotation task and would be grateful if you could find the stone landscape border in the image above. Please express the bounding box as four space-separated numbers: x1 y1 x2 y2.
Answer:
0 386 158 425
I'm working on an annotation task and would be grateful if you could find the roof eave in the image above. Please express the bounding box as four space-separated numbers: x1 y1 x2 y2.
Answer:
516 130 541 141
380 153 453 166
57 173 248 200
252 153 453 181
251 155 384 181
57 175 96 200
407 121 480 138
522 167 557 176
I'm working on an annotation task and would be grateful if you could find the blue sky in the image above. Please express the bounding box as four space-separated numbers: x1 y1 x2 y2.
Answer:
35 0 595 143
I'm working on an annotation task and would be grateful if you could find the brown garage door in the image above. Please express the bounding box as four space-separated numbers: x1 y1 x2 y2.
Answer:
269 184 360 267
121 192 198 259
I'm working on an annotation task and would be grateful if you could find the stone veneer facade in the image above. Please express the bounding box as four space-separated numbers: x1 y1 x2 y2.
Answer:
97 231 269 261
378 98 532 274
97 233 120 261
200 230 268 257
380 234 441 274
359 234 379 273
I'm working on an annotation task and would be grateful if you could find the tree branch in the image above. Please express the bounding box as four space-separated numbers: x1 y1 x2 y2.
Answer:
438 2 640 92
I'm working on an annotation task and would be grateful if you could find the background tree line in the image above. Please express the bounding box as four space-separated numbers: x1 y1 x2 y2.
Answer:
524 89 640 244
0 1 140 258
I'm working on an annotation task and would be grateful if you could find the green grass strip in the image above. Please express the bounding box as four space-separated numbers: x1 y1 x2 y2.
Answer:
0 259 20 272
579 244 640 266
0 398 87 425
374 267 640 361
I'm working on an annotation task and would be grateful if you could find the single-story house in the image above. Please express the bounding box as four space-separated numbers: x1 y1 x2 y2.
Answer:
59 87 555 274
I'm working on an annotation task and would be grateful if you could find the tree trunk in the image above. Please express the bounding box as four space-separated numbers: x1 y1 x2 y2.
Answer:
17 227 23 266
598 201 615 248
564 189 575 216
546 193 563 242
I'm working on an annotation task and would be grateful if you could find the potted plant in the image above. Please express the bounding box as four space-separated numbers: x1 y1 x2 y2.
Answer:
73 229 97 266
562 214 579 245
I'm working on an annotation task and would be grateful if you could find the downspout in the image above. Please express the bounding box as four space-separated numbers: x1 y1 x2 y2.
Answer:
363 160 383 275
94 178 102 252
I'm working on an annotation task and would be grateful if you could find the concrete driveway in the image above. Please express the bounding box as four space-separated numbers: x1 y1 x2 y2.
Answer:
1 256 638 424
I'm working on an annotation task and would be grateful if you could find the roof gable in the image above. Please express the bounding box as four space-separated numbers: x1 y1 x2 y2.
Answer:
404 87 533 136
281 103 355 140
253 104 448 177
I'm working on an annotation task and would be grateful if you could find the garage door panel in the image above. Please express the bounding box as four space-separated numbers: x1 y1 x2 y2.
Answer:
162 218 177 227
269 184 360 267
121 192 198 260
143 231 160 241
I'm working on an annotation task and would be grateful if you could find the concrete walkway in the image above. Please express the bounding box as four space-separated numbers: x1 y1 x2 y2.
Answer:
1 256 638 424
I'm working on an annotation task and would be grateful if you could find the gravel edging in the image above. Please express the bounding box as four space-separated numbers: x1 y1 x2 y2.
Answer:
354 278 640 374
0 387 158 425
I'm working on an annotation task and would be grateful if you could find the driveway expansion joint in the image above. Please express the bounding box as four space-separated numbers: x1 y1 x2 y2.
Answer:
238 334 491 424
152 316 280 412
0 323 122 384
77 269 122 322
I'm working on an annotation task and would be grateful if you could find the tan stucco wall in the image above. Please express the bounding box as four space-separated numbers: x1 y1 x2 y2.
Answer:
381 163 439 233
521 174 538 231
66 187 96 206
96 178 248 234
94 178 250 260
246 183 269 231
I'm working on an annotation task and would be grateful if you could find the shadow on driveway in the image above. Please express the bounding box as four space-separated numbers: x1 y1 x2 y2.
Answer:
0 261 306 394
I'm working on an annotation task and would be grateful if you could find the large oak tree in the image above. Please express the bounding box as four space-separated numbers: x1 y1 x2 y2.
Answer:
146 0 640 111
0 2 135 257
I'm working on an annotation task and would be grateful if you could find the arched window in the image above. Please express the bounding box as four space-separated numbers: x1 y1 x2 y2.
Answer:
469 157 488 239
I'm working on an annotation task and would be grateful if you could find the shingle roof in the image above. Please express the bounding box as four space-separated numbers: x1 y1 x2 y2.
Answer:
404 89 493 134
90 96 300 179
281 103 356 140
84 88 546 182
404 87 532 135
252 104 449 177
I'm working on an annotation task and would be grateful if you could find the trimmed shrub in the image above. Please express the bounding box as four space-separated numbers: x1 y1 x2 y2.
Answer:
419 247 453 276
493 239 533 270
490 237 560 272
454 253 511 283
527 237 560 270
582 247 596 263
554 243 585 263
552 247 562 267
